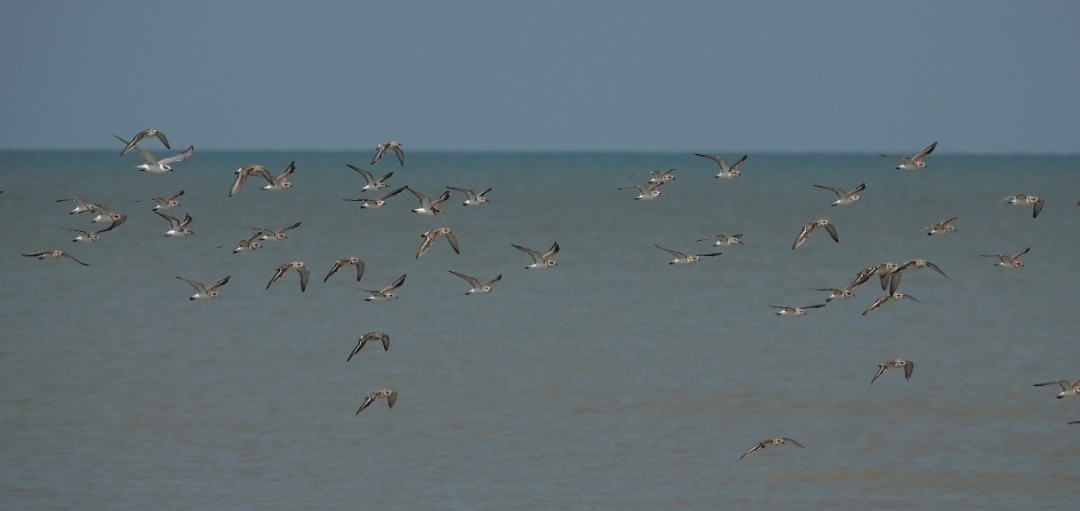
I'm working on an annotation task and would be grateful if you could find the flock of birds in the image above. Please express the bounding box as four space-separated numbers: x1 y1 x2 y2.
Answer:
14 130 1080 461
610 140 1080 453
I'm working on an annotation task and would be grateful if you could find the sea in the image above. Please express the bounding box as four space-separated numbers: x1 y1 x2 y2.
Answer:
1 150 1077 510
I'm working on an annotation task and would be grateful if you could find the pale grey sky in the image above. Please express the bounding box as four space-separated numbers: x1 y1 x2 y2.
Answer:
2 1 1077 152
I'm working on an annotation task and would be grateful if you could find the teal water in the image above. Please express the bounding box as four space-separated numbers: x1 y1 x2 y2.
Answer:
1 151 1078 509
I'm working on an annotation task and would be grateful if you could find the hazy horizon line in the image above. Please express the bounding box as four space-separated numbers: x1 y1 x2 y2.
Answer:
2 147 1078 157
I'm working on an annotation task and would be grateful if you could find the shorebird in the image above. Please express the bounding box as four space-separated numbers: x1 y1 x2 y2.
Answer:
230 232 262 253
694 152 748 179
118 128 170 155
61 226 116 243
513 242 559 269
814 287 856 303
999 193 1045 218
813 182 865 206
371 140 404 166
643 168 677 184
114 135 192 173
416 227 460 259
85 203 126 226
769 304 826 316
228 164 273 196
848 262 901 291
344 186 406 209
266 261 309 292
356 388 398 415
324 256 365 282
618 182 664 200
862 279 921 316
405 187 451 215
136 190 185 211
56 197 95 215
363 274 407 301
346 164 394 191
22 250 89 266
871 358 914 385
655 244 722 265
981 247 1030 268
697 234 743 247
791 218 839 250
176 275 230 300
448 270 502 295
886 258 949 289
245 222 301 242
260 161 296 191
447 186 492 206
1033 379 1080 399
923 217 957 236
154 211 194 236
739 437 804 459
882 141 937 170
347 332 391 361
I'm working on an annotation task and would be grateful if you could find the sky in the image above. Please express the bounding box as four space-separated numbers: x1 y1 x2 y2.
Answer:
2 1 1078 153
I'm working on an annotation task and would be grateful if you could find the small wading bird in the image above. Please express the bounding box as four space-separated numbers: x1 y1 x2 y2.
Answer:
923 217 957 236
364 274 407 302
641 168 676 184
176 275 230 300
694 152 748 178
981 247 1030 268
791 218 839 250
1033 379 1080 399
346 164 394 192
862 277 921 316
118 128 170 155
885 258 949 289
654 244 722 265
739 437 804 459
154 211 194 237
85 204 127 226
881 141 937 170
371 140 404 166
814 287 855 303
769 304 826 317
405 187 451 216
618 182 664 200
260 161 296 191
448 270 502 295
22 250 89 266
356 388 398 415
245 222 301 242
61 225 118 243
324 256 365 282
344 186 406 209
697 233 743 247
347 332 391 361
266 261 309 292
513 242 559 269
416 227 460 259
136 190 185 211
56 197 95 215
229 164 273 196
813 182 865 206
447 186 492 206
848 262 901 291
871 358 914 385
999 193 1045 218
626 167 673 183
114 134 192 173
230 232 262 253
